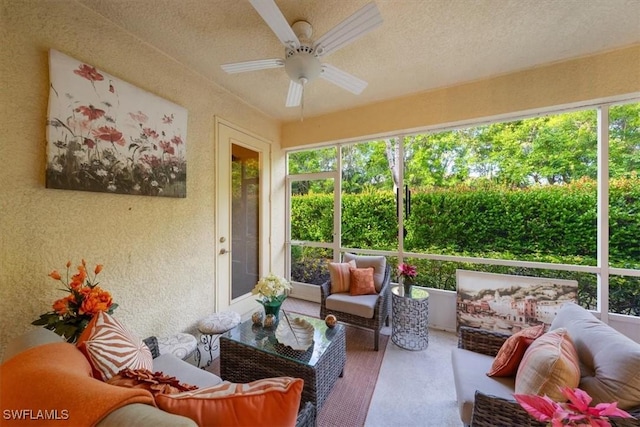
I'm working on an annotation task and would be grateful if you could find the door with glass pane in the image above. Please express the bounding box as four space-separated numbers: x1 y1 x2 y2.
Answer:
216 118 270 314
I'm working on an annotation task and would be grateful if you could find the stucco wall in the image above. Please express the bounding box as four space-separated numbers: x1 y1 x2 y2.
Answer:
0 0 279 359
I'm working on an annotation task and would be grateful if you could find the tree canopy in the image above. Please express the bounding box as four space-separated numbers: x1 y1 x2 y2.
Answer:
288 103 639 194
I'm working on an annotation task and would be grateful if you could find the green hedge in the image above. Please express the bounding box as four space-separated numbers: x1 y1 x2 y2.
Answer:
291 177 640 266
290 178 640 315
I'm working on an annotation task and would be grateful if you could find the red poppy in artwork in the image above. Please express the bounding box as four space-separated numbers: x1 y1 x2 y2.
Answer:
171 135 183 145
143 127 159 139
162 114 174 124
75 105 105 121
92 126 125 146
73 64 104 82
140 154 161 168
129 111 148 123
83 138 96 149
160 141 175 155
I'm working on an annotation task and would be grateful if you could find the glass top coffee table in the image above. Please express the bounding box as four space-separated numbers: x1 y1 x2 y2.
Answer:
220 313 346 411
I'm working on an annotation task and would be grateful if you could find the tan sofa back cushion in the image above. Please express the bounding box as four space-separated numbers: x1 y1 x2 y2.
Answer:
550 302 640 409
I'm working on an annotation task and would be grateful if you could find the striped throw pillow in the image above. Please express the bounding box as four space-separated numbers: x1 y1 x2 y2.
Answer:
77 311 153 381
155 377 304 427
515 328 580 402
328 260 356 293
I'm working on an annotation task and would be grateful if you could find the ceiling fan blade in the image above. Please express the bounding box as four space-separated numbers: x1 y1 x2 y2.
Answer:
285 80 303 107
221 58 284 74
249 0 300 49
313 2 382 57
320 63 368 94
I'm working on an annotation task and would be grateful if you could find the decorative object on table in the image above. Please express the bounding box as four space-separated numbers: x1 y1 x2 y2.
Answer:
46 49 187 198
251 273 292 318
263 314 277 328
275 311 315 352
514 386 632 427
398 262 417 294
325 314 337 328
251 311 264 326
32 259 117 343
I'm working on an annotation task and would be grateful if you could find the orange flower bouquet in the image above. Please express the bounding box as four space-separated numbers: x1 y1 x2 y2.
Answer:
32 259 118 343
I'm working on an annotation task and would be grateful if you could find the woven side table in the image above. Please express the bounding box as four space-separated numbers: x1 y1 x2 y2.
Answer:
391 285 429 350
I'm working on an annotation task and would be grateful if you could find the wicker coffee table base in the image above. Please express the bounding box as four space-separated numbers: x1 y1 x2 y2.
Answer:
220 325 346 411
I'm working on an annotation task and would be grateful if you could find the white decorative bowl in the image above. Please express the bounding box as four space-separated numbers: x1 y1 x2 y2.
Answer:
275 317 315 351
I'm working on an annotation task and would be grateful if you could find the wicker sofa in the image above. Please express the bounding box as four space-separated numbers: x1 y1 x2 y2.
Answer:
1 328 315 427
451 303 640 427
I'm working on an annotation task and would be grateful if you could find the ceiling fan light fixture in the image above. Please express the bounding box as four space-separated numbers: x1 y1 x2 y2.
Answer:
223 0 383 110
284 52 321 84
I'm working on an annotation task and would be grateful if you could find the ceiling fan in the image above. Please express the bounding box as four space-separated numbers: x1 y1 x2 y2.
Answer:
221 0 383 110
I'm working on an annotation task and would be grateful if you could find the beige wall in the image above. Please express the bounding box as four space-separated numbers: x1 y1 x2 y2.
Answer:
282 44 640 147
0 0 279 358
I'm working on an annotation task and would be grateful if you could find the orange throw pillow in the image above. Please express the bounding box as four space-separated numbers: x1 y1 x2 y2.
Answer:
328 260 356 293
349 267 377 296
155 377 303 427
487 324 545 377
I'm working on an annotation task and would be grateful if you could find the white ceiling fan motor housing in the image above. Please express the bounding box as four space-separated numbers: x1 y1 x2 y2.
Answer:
285 50 321 84
284 21 321 84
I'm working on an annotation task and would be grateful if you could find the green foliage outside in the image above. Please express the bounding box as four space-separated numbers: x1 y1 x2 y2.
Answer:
291 177 640 315
289 103 640 315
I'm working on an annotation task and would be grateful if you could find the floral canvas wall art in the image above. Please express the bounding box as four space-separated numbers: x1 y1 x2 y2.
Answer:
46 49 187 197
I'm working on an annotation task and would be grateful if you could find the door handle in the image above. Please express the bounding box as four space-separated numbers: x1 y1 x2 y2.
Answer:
219 248 230 255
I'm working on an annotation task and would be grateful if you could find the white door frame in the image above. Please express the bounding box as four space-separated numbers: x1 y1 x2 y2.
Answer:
214 117 271 316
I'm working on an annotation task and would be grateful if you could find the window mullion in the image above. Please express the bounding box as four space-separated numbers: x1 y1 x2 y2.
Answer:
597 105 610 321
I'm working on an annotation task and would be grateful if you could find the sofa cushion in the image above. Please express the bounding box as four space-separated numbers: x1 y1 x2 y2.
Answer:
515 328 580 402
326 293 378 318
98 402 197 427
550 302 640 409
451 347 516 426
0 342 155 426
77 311 153 381
153 353 222 389
328 260 356 294
343 253 386 292
487 324 545 377
349 267 377 296
2 328 63 362
155 377 303 427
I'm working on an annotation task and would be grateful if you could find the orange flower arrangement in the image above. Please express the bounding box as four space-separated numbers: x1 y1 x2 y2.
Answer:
32 259 118 343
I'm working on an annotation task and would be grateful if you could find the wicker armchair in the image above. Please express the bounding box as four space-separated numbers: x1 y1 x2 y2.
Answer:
456 327 640 427
320 263 391 351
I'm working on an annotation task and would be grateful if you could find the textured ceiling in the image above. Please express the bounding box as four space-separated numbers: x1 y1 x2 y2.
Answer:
78 0 640 122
